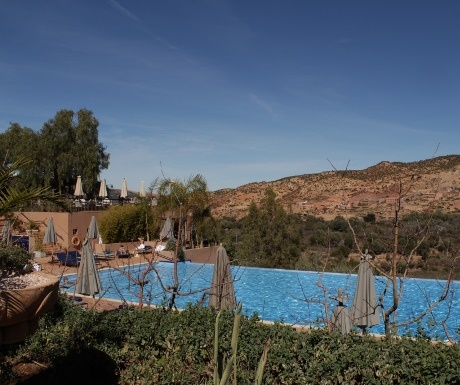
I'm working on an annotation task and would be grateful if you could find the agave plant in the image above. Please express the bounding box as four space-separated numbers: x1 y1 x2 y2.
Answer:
213 303 271 385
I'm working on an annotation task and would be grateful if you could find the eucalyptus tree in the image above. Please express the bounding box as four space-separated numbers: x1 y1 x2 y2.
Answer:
0 123 42 190
40 109 110 196
0 109 109 196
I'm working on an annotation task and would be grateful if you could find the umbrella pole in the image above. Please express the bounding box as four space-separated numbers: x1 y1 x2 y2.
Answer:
48 242 56 264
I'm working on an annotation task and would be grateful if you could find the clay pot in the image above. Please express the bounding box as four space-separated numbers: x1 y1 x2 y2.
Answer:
0 272 59 344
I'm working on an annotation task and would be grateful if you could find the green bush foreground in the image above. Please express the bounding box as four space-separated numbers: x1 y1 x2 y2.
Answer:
1 294 460 384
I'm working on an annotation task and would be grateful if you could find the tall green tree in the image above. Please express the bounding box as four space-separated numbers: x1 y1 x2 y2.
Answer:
237 188 302 269
0 124 42 190
40 109 110 196
0 109 110 196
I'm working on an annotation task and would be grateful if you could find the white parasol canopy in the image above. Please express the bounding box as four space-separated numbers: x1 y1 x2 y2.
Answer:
120 178 128 199
74 175 84 197
139 181 146 197
98 179 108 198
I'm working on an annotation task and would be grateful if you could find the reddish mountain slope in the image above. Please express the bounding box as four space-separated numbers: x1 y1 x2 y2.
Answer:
211 155 460 221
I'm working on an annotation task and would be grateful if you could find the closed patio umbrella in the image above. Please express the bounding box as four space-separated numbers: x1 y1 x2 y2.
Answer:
74 175 84 197
76 237 102 297
2 219 11 245
331 288 352 335
120 178 128 199
87 215 100 254
43 217 57 244
98 179 108 198
139 181 146 197
351 254 380 332
160 217 173 240
209 245 236 310
43 217 57 262
87 216 99 240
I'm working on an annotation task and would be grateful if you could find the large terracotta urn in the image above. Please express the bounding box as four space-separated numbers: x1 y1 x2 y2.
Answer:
0 272 59 344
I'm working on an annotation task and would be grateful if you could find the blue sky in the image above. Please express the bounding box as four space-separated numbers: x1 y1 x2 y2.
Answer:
1 1 459 192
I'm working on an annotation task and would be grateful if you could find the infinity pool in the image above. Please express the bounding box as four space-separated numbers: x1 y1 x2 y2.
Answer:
66 262 460 340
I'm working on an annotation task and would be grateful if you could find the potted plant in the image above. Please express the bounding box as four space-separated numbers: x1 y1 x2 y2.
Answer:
0 158 69 344
0 243 59 344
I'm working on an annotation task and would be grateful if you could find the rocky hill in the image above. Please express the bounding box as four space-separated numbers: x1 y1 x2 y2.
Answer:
211 155 460 221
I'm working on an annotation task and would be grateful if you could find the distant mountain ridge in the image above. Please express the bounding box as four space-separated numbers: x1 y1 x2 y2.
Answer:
211 155 460 220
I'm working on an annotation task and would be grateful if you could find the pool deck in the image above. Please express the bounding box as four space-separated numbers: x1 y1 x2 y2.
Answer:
34 246 219 313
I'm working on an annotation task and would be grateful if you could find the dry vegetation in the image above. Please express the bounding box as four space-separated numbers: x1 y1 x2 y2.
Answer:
211 155 460 221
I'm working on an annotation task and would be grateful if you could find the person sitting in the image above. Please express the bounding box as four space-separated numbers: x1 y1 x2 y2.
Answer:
136 239 145 250
118 245 127 254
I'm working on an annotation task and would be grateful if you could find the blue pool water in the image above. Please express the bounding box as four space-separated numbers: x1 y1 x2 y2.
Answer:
65 262 460 340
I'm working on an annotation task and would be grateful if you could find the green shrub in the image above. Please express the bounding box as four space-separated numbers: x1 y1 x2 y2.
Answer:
164 238 185 261
0 242 32 274
331 245 350 260
98 204 155 243
7 298 460 384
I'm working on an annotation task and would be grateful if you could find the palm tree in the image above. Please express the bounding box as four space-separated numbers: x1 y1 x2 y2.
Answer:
155 174 211 246
154 174 212 309
0 158 69 216
191 205 216 248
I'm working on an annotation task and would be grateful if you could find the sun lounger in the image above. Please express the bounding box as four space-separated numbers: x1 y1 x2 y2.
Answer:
134 245 153 255
116 250 131 258
94 250 115 260
56 251 81 267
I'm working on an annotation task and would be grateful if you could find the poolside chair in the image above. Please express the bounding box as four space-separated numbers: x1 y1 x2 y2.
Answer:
56 250 81 267
134 245 153 255
94 249 115 260
116 249 131 258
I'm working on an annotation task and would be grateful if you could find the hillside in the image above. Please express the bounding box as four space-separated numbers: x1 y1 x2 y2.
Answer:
211 155 460 221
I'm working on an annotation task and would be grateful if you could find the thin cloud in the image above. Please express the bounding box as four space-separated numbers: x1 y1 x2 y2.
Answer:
106 0 194 64
107 0 139 21
249 94 276 116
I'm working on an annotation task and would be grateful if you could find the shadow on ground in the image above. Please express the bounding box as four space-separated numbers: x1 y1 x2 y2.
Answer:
17 347 118 385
